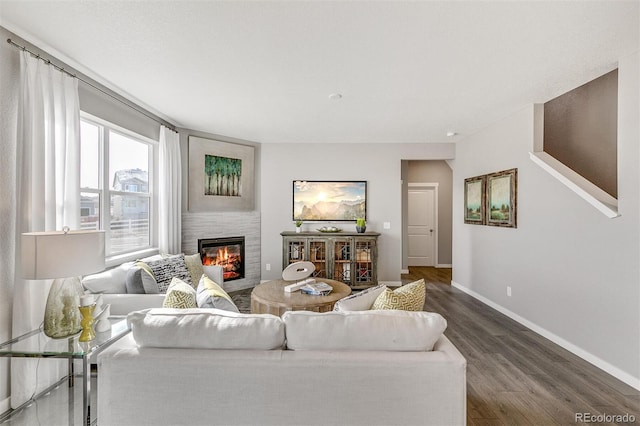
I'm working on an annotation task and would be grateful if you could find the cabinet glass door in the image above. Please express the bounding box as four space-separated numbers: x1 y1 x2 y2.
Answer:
354 240 374 285
331 238 353 283
308 240 327 278
286 239 307 265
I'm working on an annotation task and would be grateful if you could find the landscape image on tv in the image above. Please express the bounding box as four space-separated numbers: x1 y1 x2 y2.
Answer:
293 181 366 221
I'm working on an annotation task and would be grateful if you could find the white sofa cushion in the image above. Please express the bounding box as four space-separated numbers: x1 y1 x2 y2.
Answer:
332 284 387 311
128 308 285 350
82 254 163 294
283 310 447 351
82 262 133 294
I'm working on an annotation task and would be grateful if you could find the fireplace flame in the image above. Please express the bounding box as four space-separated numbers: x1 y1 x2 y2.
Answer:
201 244 243 280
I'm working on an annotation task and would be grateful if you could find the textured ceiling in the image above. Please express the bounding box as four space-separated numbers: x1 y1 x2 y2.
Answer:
0 1 637 144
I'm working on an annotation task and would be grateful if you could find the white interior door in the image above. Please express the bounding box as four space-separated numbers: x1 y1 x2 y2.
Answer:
408 187 436 266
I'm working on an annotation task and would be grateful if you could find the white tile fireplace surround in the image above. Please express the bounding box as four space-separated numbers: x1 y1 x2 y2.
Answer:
182 211 260 292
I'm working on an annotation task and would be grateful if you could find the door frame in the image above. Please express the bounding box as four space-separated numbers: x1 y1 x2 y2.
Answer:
407 182 439 267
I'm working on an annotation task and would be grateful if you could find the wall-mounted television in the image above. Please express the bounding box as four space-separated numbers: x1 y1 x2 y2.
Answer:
292 180 366 222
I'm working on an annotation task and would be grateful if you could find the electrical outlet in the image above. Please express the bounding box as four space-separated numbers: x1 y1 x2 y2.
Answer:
507 286 512 297
383 222 391 229
266 263 271 271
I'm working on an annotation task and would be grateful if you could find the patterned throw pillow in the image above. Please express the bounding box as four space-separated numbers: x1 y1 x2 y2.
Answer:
147 254 192 293
163 278 197 309
196 275 239 313
371 279 426 311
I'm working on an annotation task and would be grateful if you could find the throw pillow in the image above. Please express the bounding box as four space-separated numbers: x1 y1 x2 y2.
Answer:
162 278 197 309
125 266 159 294
283 310 447 351
81 261 134 294
128 308 285 350
196 275 239 313
371 279 425 311
333 284 387 312
146 254 192 293
184 253 204 289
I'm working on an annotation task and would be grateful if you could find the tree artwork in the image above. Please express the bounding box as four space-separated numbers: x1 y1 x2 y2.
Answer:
204 155 242 197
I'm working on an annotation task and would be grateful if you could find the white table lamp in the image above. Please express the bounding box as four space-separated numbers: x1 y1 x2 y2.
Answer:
21 228 105 339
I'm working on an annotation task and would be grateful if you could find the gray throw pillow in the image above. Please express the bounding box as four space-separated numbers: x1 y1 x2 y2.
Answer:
196 275 239 313
125 266 159 294
146 254 192 293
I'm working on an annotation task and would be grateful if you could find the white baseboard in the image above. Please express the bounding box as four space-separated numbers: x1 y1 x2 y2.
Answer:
0 396 10 417
436 264 452 268
451 281 640 391
400 269 409 274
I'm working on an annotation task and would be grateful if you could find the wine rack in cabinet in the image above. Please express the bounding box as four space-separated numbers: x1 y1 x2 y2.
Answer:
281 231 380 289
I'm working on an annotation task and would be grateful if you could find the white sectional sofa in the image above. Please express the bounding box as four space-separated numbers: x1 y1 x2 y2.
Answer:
81 254 224 315
98 308 467 426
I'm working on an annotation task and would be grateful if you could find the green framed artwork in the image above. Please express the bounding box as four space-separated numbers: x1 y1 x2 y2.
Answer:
188 136 255 212
486 168 517 228
464 175 486 225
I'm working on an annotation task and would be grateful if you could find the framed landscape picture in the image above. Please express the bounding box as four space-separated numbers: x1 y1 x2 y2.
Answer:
293 180 366 222
464 175 486 225
486 168 517 228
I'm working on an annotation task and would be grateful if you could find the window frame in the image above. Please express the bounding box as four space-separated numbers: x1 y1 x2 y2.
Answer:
80 112 159 265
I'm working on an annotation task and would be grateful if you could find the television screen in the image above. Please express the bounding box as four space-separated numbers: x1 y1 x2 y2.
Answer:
292 181 366 222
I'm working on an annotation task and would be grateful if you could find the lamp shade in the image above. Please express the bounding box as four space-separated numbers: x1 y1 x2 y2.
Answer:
21 230 105 279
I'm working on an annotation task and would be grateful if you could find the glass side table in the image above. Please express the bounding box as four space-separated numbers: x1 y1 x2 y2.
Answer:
0 317 130 425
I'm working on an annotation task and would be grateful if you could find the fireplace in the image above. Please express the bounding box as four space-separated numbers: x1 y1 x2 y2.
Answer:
198 237 245 282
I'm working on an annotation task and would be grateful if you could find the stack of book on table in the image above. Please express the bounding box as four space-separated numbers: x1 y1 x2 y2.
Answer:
300 282 333 296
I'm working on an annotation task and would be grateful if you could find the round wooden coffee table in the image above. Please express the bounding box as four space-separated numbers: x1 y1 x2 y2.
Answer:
251 278 351 316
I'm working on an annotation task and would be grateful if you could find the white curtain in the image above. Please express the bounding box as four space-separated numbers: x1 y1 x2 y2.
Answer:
11 50 81 408
158 125 182 254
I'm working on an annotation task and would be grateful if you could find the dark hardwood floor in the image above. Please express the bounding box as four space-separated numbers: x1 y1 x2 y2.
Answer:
404 266 640 425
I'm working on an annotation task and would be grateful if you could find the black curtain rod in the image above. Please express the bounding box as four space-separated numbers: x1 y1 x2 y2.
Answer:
6 38 177 132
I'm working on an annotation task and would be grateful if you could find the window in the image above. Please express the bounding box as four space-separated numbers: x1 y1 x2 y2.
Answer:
80 114 156 257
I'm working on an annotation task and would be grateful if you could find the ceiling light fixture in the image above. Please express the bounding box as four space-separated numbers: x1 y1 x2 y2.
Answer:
446 131 458 137
328 93 342 100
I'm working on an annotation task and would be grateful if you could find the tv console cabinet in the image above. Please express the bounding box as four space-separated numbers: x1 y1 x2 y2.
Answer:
281 231 380 289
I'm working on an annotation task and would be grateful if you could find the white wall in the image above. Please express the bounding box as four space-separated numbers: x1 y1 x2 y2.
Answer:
260 143 455 283
450 51 639 387
0 25 20 414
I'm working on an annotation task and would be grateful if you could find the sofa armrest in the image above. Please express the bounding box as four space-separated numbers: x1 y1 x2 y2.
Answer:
100 294 165 316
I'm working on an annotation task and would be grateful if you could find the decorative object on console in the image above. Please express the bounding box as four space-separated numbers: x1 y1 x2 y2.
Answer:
21 228 105 339
293 180 366 221
317 226 341 233
372 278 426 311
188 136 255 212
94 302 112 333
78 295 96 342
295 219 303 233
355 217 366 233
